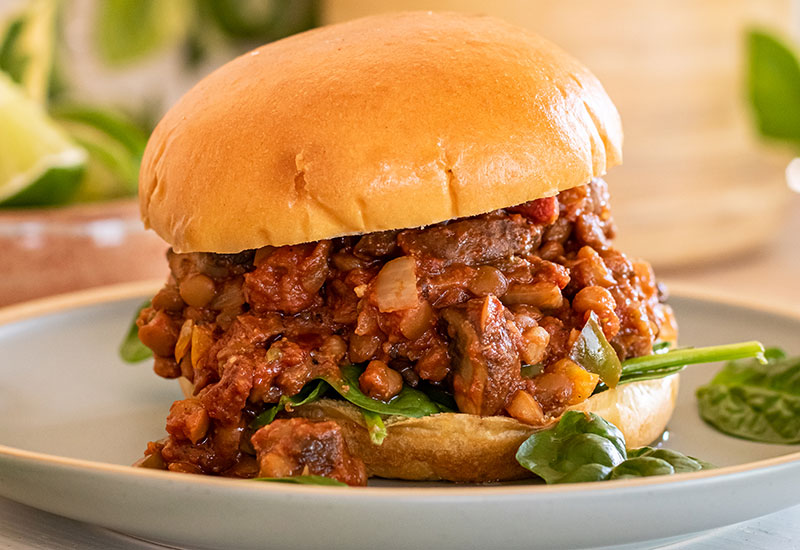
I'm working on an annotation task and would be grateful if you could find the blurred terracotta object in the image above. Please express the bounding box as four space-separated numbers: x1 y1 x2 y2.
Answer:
0 200 167 307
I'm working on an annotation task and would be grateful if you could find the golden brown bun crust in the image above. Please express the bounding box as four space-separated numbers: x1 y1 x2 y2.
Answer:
140 11 622 253
291 376 679 482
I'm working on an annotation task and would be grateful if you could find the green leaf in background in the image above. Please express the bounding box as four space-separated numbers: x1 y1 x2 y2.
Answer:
253 475 347 486
515 411 714 484
53 105 148 155
95 0 190 66
51 105 148 201
747 29 800 144
0 0 58 103
119 301 153 363
696 348 800 444
200 0 319 42
0 16 26 84
322 365 442 418
362 409 387 445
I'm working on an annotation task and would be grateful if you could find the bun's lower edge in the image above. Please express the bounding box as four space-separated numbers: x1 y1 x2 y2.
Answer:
291 375 680 482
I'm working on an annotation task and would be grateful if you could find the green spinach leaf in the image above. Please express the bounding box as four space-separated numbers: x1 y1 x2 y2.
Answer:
250 380 328 430
611 448 712 479
253 475 347 486
516 411 714 484
249 364 441 434
321 365 441 418
0 16 27 85
593 341 766 394
119 300 152 363
416 382 457 413
516 411 626 483
696 349 800 444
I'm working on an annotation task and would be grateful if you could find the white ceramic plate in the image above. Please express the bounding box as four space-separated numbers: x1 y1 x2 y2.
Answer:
0 282 798 550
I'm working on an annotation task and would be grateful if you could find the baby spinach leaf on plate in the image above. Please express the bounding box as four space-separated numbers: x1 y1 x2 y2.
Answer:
516 411 714 484
611 448 713 479
322 365 442 418
253 475 347 486
516 411 627 483
119 300 152 363
696 349 800 444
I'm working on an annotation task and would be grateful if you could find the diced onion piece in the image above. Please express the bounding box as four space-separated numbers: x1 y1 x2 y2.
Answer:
349 334 381 363
374 256 418 312
301 250 329 293
191 325 214 368
178 376 194 398
506 390 546 426
519 326 550 365
399 300 434 340
174 319 194 363
502 282 562 310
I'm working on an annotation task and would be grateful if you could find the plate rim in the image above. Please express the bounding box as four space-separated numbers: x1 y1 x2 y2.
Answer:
0 280 799 498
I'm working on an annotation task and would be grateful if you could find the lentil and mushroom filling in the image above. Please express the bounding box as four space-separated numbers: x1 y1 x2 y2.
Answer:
138 178 676 483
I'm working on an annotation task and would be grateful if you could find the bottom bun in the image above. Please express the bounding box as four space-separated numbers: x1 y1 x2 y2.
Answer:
291 375 680 482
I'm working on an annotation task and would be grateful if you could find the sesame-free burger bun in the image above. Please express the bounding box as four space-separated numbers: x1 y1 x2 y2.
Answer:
139 11 622 254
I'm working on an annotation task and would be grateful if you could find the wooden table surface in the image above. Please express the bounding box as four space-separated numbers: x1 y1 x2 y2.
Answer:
662 195 800 311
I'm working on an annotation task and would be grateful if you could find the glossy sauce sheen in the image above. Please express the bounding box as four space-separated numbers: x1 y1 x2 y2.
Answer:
137 179 675 484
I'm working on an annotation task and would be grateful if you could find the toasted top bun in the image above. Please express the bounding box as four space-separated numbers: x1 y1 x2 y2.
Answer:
139 11 623 253
290 376 679 482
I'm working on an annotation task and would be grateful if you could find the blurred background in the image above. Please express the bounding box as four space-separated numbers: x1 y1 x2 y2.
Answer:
0 0 798 307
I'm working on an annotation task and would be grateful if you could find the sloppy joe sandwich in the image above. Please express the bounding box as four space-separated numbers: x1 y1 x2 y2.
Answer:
135 12 682 485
